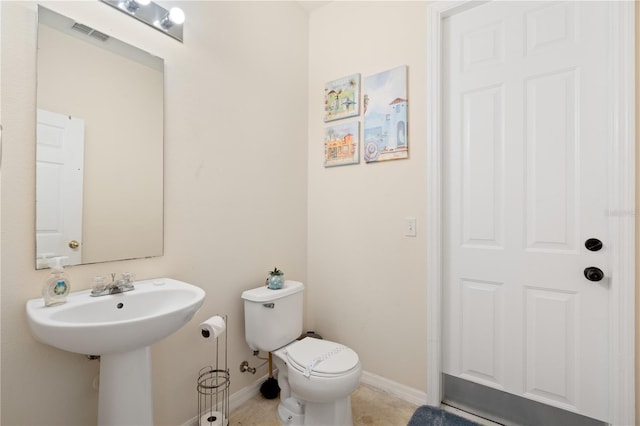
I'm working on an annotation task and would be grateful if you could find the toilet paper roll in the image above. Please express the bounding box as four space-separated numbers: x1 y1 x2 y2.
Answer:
200 315 226 339
199 411 224 426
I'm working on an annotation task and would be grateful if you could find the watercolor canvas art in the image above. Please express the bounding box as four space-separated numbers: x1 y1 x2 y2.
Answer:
324 121 359 167
324 74 360 122
363 65 408 162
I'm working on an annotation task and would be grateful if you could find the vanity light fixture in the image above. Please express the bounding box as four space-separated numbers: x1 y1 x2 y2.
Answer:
99 0 185 42
123 0 150 13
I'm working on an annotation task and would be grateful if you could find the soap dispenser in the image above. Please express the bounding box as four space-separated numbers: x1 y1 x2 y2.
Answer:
42 256 70 307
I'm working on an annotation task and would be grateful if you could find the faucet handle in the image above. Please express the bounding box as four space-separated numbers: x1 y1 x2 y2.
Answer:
91 276 107 294
122 272 135 288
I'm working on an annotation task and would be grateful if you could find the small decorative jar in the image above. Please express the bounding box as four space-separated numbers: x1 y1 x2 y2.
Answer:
267 267 284 290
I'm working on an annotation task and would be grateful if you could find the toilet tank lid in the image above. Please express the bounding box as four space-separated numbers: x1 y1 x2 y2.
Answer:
241 280 304 302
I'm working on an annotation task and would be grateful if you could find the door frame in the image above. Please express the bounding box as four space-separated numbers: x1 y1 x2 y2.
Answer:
425 1 636 424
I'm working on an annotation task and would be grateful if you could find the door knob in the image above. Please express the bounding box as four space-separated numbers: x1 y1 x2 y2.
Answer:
584 267 604 282
68 240 80 249
585 238 603 252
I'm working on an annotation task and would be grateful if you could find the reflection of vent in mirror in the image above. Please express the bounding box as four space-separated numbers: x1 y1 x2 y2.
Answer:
71 22 110 42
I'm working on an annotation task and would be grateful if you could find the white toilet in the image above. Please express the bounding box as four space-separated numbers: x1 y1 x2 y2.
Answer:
242 280 361 426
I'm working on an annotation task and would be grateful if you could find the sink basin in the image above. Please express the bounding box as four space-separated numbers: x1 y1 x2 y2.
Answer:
26 277 205 355
26 277 205 426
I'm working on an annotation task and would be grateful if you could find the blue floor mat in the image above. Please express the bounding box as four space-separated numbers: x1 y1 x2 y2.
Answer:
408 405 480 426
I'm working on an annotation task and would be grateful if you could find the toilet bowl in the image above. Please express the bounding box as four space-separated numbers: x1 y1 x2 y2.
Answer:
275 337 361 403
241 281 362 425
273 337 361 425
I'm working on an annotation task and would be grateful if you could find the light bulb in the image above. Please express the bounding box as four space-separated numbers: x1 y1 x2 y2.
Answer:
169 7 185 25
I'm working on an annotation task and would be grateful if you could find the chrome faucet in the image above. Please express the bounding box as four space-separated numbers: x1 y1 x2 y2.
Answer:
90 272 135 297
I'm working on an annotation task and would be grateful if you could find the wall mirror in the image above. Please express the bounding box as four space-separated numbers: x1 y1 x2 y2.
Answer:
36 6 164 269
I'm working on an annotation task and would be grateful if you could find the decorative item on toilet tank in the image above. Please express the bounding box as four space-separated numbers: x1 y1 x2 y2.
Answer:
267 267 284 290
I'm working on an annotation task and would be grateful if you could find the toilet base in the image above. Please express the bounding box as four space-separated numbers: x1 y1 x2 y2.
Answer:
277 398 304 425
277 396 353 426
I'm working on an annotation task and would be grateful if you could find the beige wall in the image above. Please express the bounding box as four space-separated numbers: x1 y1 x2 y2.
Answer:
636 4 639 421
307 2 429 392
1 1 308 425
0 1 3 422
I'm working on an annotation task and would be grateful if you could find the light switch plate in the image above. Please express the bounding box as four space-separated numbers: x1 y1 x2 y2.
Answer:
405 217 416 237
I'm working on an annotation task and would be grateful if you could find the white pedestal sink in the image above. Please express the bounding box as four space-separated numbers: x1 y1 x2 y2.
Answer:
26 278 205 426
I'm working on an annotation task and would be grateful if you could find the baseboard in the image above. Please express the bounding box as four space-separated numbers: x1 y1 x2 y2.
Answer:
360 370 427 406
181 373 268 426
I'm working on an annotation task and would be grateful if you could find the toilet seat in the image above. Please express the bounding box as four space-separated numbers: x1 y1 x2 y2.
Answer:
285 337 359 378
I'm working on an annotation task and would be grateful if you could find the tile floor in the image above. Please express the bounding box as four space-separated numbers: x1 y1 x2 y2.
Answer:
228 384 500 426
229 384 418 426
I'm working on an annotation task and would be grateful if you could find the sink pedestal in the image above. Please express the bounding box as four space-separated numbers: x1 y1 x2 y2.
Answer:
98 347 154 426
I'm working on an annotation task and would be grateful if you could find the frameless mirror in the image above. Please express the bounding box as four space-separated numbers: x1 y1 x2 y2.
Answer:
36 6 164 269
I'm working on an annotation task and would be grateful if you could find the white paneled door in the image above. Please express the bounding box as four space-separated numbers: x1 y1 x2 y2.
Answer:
443 2 610 422
36 108 85 266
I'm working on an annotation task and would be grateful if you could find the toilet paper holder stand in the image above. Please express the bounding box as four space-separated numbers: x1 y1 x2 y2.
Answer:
197 314 229 426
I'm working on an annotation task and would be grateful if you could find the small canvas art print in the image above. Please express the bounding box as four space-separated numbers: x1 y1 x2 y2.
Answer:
363 65 408 162
324 74 360 122
324 121 359 167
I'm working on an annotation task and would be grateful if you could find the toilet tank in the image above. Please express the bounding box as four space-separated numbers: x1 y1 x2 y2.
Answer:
241 280 304 352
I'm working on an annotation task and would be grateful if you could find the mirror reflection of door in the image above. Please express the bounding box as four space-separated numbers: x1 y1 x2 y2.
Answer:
36 108 84 266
